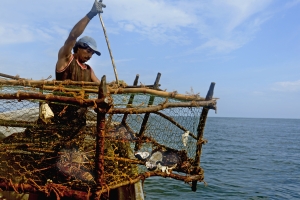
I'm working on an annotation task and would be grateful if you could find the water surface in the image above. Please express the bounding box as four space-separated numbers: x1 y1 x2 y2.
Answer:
144 117 300 200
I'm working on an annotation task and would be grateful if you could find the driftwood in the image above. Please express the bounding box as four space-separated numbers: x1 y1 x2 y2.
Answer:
109 88 206 101
192 82 215 191
0 92 111 107
104 156 144 165
94 76 107 192
0 73 21 80
40 85 100 93
0 79 212 101
39 85 207 101
0 79 100 87
0 93 215 115
102 100 216 114
0 79 157 89
33 85 206 101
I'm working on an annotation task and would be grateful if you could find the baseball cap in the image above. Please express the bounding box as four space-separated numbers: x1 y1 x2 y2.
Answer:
77 36 101 56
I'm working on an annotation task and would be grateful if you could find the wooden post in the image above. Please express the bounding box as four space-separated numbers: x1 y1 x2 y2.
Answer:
121 74 139 124
93 75 108 200
192 82 215 192
119 74 146 200
134 73 161 151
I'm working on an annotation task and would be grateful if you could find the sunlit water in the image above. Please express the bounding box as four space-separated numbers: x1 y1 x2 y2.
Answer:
143 117 300 200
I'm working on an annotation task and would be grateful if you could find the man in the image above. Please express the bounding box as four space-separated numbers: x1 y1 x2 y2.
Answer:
47 1 106 134
52 3 140 199
55 0 106 83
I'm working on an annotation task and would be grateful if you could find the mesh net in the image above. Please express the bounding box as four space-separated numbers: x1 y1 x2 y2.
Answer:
0 82 208 198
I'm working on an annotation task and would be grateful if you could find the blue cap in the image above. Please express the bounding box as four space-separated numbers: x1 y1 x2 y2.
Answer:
77 36 101 56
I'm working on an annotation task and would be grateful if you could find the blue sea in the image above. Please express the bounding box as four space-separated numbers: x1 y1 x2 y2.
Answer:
143 117 300 200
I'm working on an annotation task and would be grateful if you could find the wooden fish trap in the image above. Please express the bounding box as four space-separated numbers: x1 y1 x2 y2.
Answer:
0 73 217 199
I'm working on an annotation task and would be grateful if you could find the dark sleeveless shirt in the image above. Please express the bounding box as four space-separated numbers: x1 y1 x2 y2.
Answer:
52 55 90 129
56 55 92 81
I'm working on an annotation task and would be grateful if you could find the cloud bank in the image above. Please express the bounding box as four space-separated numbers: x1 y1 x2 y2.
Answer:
0 0 277 54
272 80 300 92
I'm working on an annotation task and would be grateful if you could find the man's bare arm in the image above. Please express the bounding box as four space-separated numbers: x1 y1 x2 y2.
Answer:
56 1 106 71
91 69 101 83
56 16 91 71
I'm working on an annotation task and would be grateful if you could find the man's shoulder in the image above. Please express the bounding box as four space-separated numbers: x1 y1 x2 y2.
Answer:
56 54 74 72
85 63 92 70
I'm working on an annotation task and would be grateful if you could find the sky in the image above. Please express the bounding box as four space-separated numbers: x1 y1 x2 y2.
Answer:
0 0 299 119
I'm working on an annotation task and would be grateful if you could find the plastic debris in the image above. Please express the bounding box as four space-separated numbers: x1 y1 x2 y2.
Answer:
182 131 189 146
39 102 54 123
134 152 150 161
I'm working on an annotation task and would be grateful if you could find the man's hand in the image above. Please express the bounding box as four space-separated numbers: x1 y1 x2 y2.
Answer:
87 0 106 20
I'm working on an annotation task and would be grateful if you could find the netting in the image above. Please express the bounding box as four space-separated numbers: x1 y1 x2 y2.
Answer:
0 80 216 199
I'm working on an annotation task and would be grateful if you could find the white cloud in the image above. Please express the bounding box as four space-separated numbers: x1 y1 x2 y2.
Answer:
123 24 136 32
219 0 272 32
0 0 86 46
102 0 273 53
107 0 196 30
0 24 34 45
191 0 273 54
0 23 68 45
195 38 244 54
284 0 300 9
0 0 277 53
272 80 300 92
104 0 198 44
252 91 265 96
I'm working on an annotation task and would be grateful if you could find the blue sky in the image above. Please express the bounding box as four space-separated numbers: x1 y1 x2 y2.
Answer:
1 0 299 119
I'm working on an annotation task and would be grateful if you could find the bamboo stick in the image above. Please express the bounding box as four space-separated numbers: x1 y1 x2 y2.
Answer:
39 85 98 93
192 82 215 192
0 79 212 101
194 83 215 165
95 76 107 196
0 93 215 112
104 156 144 165
135 73 161 149
0 92 112 107
0 79 100 87
109 87 206 101
0 73 21 80
96 7 119 85
100 100 216 114
34 85 207 101
121 74 139 124
0 79 160 90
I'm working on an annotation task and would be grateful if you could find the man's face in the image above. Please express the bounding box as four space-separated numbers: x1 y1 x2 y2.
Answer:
77 46 95 63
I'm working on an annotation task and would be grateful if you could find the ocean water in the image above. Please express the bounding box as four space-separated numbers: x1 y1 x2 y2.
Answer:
143 117 300 200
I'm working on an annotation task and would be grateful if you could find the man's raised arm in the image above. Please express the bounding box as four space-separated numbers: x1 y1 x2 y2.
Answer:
56 0 106 71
